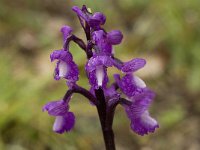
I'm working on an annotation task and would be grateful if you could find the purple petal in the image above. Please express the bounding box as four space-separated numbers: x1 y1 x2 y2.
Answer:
116 74 146 97
130 111 159 136
88 18 101 28
50 49 72 62
65 61 79 82
107 30 123 45
53 112 75 134
121 58 146 73
96 66 104 87
54 60 68 80
125 89 155 119
60 26 72 43
92 30 105 42
112 57 123 70
43 100 68 116
104 84 119 98
54 61 61 80
64 112 75 132
53 116 66 134
88 70 97 89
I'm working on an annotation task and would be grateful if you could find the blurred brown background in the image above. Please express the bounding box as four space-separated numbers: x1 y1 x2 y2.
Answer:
0 0 200 150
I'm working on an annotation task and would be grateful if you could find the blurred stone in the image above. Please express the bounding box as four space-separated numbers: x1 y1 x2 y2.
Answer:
141 147 152 150
17 30 38 56
35 51 53 76
136 54 165 79
6 144 27 150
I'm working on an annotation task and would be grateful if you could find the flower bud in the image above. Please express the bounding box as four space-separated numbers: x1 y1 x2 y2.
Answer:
60 26 72 43
92 12 106 25
107 30 123 45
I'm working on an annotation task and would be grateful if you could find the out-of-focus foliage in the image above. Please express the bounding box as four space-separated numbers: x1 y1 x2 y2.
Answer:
0 0 200 150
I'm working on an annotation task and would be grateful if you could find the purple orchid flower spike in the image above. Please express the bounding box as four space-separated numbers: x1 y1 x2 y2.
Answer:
43 100 75 133
44 5 158 150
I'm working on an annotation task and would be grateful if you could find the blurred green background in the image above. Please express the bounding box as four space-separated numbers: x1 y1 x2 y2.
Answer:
1 0 200 149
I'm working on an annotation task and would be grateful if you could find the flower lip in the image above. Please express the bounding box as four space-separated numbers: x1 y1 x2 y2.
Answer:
130 115 159 136
53 112 75 134
125 89 158 135
43 99 76 134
